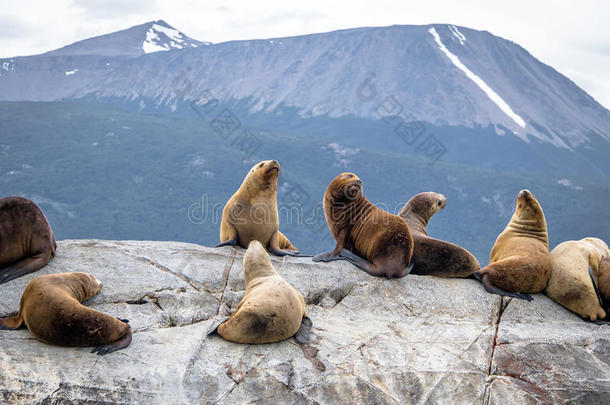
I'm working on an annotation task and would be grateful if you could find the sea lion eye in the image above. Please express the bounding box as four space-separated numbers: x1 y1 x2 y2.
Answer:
437 201 442 206
340 174 353 180
259 163 264 168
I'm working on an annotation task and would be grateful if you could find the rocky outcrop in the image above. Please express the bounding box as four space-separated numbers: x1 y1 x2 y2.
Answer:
1 240 608 404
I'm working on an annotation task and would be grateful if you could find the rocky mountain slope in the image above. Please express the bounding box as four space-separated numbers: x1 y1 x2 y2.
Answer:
1 22 609 148
1 240 608 404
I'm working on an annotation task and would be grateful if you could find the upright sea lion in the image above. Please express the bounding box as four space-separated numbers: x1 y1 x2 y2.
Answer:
313 172 414 278
216 160 301 256
545 237 609 321
598 257 610 317
474 189 551 301
0 196 57 284
398 192 479 277
217 240 308 344
0 272 132 355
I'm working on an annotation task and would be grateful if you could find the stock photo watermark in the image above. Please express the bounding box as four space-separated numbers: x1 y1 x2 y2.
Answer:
356 73 447 166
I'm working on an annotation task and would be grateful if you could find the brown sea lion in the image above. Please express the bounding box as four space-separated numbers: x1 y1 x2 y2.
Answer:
0 196 57 284
0 272 132 355
398 192 480 277
598 257 610 318
313 172 414 278
545 237 609 321
216 160 301 256
217 240 308 344
474 189 551 301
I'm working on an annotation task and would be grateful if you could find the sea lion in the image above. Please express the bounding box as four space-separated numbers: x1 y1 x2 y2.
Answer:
474 189 551 301
313 172 414 278
598 258 610 317
0 196 57 284
545 237 609 321
0 272 132 355
217 240 307 344
398 192 480 277
216 160 301 257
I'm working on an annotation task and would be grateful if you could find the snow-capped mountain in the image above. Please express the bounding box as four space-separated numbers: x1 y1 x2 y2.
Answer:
46 20 208 57
0 22 609 149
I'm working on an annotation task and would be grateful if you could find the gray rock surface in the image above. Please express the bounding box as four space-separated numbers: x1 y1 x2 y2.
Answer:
0 240 608 404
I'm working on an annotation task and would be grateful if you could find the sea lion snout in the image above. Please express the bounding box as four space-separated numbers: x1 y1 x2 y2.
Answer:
518 189 532 199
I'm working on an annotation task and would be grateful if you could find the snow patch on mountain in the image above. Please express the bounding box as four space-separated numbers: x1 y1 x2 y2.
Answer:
428 28 527 132
142 22 208 54
449 25 466 45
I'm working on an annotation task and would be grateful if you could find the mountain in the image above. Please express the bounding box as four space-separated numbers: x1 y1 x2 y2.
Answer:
1 23 609 148
0 22 608 261
47 19 208 57
0 20 209 100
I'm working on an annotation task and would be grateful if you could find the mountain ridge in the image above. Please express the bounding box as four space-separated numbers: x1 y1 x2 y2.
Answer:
0 21 607 149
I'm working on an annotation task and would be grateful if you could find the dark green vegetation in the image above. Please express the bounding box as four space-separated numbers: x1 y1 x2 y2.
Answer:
1 101 608 264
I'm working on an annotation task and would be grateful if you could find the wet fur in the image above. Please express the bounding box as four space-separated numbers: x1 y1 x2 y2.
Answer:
475 190 552 297
316 173 414 278
218 161 298 255
0 273 131 354
545 238 609 321
0 196 57 284
217 241 306 344
399 192 479 277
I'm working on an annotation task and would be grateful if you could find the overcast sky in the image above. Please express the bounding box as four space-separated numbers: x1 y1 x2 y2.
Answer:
1 0 608 108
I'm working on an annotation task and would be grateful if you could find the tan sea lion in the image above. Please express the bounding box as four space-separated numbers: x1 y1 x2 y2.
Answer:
398 192 480 277
217 240 308 344
0 272 132 355
474 189 551 301
313 172 414 278
598 257 610 318
216 160 301 256
545 237 609 321
0 196 57 284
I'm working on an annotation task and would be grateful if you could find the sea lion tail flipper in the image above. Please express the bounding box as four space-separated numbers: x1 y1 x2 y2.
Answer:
593 320 610 325
478 273 534 302
91 329 132 356
270 247 311 257
215 239 239 248
294 316 313 344
312 252 342 262
0 252 51 284
338 249 377 276
589 265 604 307
0 314 23 330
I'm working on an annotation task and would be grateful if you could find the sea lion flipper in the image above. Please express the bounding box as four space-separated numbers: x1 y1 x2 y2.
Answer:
91 329 132 356
215 239 239 248
294 316 313 344
476 272 534 301
589 265 604 307
270 247 310 257
312 252 342 262
338 249 377 275
0 314 24 330
0 252 50 284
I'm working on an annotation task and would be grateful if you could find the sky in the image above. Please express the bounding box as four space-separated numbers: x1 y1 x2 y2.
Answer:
1 1 608 108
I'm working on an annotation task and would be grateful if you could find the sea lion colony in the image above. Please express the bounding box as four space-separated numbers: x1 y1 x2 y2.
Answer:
1 162 608 354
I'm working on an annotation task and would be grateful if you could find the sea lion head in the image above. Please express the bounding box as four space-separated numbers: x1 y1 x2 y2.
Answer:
580 237 609 257
241 160 280 194
399 192 447 222
509 189 548 242
243 240 277 286
66 272 103 302
327 172 363 205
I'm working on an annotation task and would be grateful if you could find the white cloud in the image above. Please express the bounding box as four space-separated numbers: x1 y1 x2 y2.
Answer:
0 0 608 108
